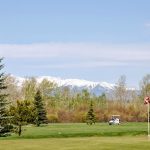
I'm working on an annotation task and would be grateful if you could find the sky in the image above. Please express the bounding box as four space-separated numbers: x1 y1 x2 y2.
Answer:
0 0 150 88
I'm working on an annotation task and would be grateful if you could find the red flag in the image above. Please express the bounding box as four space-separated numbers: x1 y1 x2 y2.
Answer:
144 96 150 104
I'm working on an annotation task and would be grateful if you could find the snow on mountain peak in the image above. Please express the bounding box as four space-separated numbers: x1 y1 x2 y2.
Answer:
15 75 115 90
12 75 136 95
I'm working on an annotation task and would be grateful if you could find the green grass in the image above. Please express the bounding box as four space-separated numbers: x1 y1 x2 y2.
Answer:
0 122 147 139
0 136 150 150
0 123 149 150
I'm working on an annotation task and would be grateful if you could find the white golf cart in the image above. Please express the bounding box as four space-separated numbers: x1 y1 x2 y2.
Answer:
109 115 120 125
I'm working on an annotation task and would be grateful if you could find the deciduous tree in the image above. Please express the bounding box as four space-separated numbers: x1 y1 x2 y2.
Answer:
9 100 34 136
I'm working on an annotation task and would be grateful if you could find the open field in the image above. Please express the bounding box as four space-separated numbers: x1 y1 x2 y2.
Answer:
0 123 149 150
1 122 147 139
0 136 150 150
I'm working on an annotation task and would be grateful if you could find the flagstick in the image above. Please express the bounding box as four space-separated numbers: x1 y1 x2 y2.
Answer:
148 103 150 137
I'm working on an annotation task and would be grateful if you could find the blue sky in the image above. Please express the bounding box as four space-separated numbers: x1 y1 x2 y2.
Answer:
0 0 150 88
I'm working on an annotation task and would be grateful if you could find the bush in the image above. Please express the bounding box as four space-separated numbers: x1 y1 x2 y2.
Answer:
47 114 59 123
73 112 86 123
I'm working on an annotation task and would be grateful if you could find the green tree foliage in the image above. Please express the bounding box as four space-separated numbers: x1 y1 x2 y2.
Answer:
39 79 56 99
96 93 107 109
82 89 90 102
140 74 150 100
86 101 95 125
0 58 11 136
21 77 37 101
34 90 48 126
5 74 21 103
114 75 127 102
9 100 34 136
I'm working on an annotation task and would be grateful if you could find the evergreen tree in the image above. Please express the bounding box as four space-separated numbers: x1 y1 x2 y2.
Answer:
86 101 95 125
34 90 48 126
0 58 11 136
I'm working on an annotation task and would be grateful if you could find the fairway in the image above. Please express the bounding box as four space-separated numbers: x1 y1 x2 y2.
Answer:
0 123 149 150
0 136 150 150
4 122 147 139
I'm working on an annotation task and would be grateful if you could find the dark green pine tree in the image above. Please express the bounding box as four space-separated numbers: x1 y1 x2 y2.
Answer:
0 58 11 136
86 101 95 125
34 90 48 126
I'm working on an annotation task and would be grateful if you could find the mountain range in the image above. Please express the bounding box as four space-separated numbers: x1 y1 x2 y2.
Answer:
16 76 116 96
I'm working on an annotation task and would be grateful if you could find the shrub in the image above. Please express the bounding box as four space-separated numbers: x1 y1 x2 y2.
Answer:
47 114 59 123
73 112 86 123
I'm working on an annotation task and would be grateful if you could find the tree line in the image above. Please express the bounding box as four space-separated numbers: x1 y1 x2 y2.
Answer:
0 58 150 136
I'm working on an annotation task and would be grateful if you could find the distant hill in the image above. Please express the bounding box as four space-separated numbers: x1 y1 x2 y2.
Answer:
15 76 135 96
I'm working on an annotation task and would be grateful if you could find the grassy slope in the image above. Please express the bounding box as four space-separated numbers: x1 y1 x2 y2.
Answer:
1 122 147 139
0 137 150 150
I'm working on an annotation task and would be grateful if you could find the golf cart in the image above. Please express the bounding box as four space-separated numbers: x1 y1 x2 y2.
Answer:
109 115 120 125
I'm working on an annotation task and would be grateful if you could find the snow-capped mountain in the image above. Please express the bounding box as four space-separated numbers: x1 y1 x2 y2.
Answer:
15 76 115 95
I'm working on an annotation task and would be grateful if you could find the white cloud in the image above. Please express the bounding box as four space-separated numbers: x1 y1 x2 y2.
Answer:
0 42 150 67
145 23 150 27
24 61 129 69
